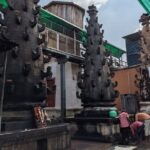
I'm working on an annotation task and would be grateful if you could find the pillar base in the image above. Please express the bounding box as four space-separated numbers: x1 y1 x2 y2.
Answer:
66 109 120 143
140 101 150 114
2 110 35 131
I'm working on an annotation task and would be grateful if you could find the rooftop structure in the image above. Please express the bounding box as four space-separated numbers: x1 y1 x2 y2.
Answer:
123 32 141 67
43 1 85 29
43 1 85 13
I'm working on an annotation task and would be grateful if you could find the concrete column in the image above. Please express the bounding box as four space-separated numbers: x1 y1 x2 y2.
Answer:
74 30 77 55
58 57 68 122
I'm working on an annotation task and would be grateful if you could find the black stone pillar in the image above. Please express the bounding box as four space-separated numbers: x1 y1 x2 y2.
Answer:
0 0 48 131
72 5 120 142
58 57 67 122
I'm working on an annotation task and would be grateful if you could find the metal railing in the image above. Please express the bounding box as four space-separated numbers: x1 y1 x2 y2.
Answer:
111 57 127 68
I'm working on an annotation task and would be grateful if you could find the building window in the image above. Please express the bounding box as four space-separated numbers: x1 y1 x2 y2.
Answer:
71 63 80 80
48 30 57 49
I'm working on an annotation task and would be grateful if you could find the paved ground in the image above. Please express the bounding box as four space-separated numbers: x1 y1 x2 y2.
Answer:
71 140 112 150
71 140 150 150
136 140 150 150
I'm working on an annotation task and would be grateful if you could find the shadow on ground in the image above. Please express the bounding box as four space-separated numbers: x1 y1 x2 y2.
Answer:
71 140 150 150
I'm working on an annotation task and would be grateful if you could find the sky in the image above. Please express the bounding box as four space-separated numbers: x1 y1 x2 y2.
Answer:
39 0 145 51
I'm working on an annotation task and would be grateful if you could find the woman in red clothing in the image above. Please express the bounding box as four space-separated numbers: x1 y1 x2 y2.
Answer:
130 121 145 142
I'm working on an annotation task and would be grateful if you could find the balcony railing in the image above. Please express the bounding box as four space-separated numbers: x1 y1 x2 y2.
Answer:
45 28 84 57
39 17 81 41
45 28 127 67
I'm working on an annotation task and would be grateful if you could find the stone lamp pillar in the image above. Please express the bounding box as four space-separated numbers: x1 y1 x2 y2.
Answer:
0 0 52 131
73 5 120 142
135 14 150 113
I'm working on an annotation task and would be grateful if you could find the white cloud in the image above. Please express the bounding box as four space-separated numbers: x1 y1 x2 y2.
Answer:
76 0 108 9
135 23 142 32
56 0 109 9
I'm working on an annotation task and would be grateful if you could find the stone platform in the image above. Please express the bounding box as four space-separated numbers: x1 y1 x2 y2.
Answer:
71 140 150 150
0 123 71 150
67 117 120 142
71 140 137 150
139 101 150 114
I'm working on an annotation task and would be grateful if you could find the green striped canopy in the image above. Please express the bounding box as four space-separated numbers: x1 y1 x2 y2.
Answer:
105 43 125 59
138 0 150 14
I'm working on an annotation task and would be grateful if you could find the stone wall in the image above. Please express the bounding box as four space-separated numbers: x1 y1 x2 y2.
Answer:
0 124 71 150
45 58 82 109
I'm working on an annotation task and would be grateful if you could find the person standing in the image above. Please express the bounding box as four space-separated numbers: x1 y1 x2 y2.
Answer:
135 112 150 122
119 111 131 144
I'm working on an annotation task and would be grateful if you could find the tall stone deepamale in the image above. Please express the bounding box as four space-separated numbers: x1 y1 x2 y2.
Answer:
74 5 120 141
0 0 49 107
0 0 51 131
139 14 150 66
135 14 150 102
77 5 118 109
135 13 150 113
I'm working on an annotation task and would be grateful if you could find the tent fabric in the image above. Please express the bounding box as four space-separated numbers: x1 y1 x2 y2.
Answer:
39 8 82 41
0 0 8 8
40 8 126 58
105 43 126 58
79 31 126 58
40 8 83 32
138 0 150 14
